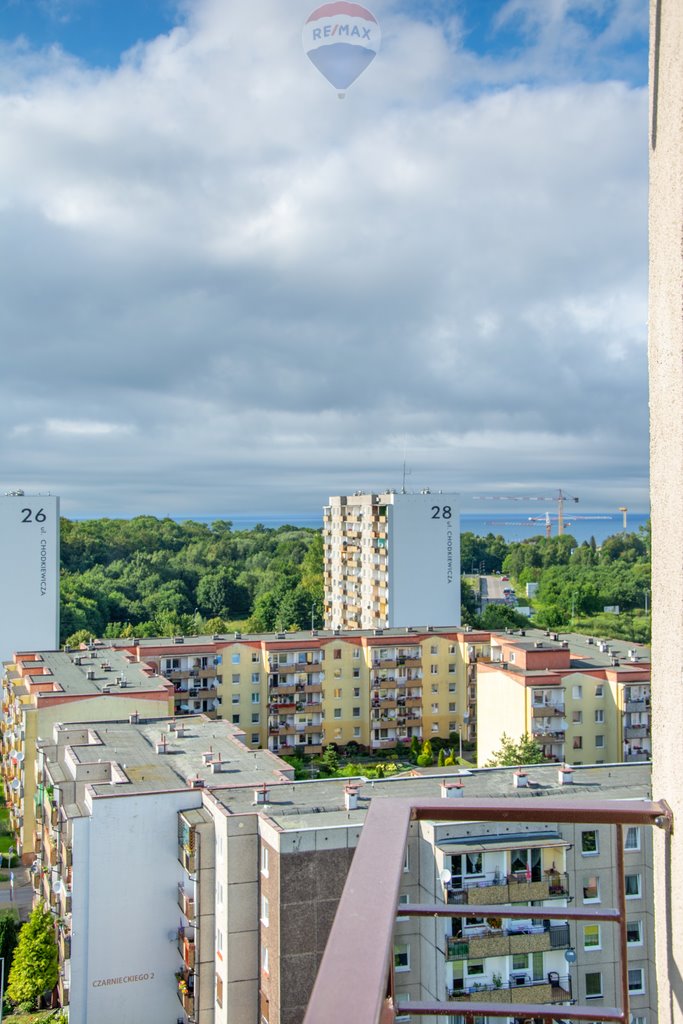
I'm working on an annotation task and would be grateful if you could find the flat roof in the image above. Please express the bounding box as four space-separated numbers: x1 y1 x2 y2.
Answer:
8 648 169 698
211 761 652 831
41 716 292 802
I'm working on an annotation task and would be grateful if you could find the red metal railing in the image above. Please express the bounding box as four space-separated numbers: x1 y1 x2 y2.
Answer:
303 796 672 1024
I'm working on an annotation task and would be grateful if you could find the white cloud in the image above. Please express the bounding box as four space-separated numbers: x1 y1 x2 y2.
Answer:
0 0 649 517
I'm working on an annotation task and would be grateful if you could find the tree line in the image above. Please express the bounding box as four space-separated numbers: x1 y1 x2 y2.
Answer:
59 517 651 645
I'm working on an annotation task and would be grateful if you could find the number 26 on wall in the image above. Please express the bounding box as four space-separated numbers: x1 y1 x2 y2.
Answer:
20 508 47 523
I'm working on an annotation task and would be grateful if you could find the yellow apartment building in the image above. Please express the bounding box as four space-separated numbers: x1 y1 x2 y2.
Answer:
476 630 651 767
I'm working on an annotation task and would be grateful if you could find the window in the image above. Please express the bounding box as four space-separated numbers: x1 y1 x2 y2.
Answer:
334 648 342 660
352 668 360 678
251 732 260 744
585 972 603 998
572 685 583 699
334 688 342 698
512 953 529 971
261 946 269 974
353 707 360 718
251 713 260 724
252 652 259 662
231 653 240 664
448 663 456 673
216 928 223 953
595 684 604 697
333 708 341 719
232 673 240 685
397 893 410 921
352 648 360 659
251 692 260 704
334 669 342 678
432 683 439 694
595 735 604 748
430 644 438 655
583 924 601 949
572 710 583 724
628 969 645 995
431 703 439 714
627 920 643 945
625 827 641 850
394 943 410 971
595 709 604 723
216 972 224 1007
261 846 269 876
232 714 240 724
449 644 456 654
353 727 361 737
431 665 439 675
449 682 456 692
449 702 456 712
232 694 240 705
581 830 599 855
583 875 600 902
353 687 360 697
431 723 438 732
251 672 261 684
261 896 269 925
625 874 642 898
573 736 583 749
465 959 484 977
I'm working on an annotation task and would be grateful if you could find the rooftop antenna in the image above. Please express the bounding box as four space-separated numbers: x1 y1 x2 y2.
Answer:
401 439 411 494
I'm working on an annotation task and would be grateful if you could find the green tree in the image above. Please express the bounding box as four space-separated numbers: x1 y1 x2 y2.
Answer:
0 911 20 994
437 748 446 767
479 604 530 630
485 733 545 767
6 902 58 1009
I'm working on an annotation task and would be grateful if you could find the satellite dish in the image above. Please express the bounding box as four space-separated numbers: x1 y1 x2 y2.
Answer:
10 778 20 791
53 880 64 895
439 868 452 886
15 751 24 762
564 947 577 964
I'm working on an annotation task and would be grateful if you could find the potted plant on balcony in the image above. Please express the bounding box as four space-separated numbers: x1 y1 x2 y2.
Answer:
492 972 503 989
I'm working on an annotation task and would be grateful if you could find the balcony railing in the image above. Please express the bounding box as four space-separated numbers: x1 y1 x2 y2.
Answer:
447 923 571 960
447 870 569 905
449 976 572 1003
303 795 672 1024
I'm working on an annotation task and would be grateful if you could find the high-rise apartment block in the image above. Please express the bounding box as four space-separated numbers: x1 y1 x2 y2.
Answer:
0 492 60 661
323 491 461 629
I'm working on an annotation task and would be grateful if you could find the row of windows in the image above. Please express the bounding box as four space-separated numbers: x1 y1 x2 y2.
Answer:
583 921 643 948
585 968 646 997
581 827 641 854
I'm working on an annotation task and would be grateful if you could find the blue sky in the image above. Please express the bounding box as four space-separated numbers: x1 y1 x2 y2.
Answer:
0 1 651 518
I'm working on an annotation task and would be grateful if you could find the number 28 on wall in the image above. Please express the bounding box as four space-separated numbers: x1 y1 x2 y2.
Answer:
431 506 452 519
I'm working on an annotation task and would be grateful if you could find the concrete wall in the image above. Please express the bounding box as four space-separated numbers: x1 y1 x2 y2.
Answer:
68 788 203 1024
388 493 461 628
649 2 683 1022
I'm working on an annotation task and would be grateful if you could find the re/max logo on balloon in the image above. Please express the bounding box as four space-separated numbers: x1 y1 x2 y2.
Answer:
303 2 381 97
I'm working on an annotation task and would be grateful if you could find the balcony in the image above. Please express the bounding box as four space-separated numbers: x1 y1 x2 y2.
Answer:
624 725 649 739
447 923 571 960
531 702 565 716
448 871 569 905
178 843 196 874
449 976 572 1004
303 795 670 1024
624 699 650 713
178 884 195 920
178 928 195 970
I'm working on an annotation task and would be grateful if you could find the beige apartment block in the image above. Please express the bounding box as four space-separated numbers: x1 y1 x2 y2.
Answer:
475 630 651 768
1 646 173 858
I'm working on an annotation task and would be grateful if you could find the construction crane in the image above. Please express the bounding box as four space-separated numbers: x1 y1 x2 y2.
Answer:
472 489 580 536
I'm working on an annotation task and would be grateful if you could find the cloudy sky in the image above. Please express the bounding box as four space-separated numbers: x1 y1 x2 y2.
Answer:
0 0 649 520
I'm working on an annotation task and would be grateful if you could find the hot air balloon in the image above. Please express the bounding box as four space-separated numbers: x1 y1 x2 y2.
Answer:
303 2 381 97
